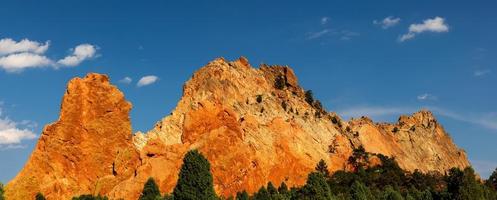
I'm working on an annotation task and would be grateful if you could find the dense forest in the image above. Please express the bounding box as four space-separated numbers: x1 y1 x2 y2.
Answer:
1 147 496 200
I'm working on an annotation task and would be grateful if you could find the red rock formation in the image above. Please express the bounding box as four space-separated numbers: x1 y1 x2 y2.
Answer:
5 74 140 200
6 58 470 199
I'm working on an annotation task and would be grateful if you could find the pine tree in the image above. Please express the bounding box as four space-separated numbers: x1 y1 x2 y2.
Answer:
252 186 270 200
278 182 289 195
458 167 485 200
173 149 217 200
0 182 4 200
35 192 47 200
236 191 249 200
139 177 161 200
487 167 497 190
350 181 374 200
267 182 278 195
380 186 403 200
300 172 333 200
419 190 433 200
315 159 330 178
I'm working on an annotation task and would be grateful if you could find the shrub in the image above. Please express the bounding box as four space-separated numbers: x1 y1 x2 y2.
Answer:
72 195 108 200
281 101 287 111
256 95 263 103
35 193 46 200
331 116 339 124
305 90 314 105
392 127 399 133
274 75 286 90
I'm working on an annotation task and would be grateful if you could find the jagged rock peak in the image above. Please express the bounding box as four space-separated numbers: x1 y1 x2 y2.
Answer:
5 73 139 200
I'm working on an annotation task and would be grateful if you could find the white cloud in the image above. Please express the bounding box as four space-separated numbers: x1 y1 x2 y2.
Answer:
321 17 330 25
307 29 330 40
340 30 360 41
0 53 53 73
0 38 99 73
0 105 37 148
399 17 449 42
474 69 491 77
0 38 49 56
119 77 132 84
417 93 437 101
373 16 401 29
57 44 97 67
137 75 158 87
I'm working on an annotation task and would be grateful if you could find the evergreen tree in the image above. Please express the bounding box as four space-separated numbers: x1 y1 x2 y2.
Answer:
348 146 369 172
35 192 46 200
458 167 485 200
350 181 374 200
315 159 330 178
173 149 217 200
267 182 278 195
419 190 433 200
252 186 270 200
446 167 486 200
163 193 174 200
139 177 161 200
300 172 333 200
487 167 497 190
0 182 4 200
278 182 289 195
235 191 249 200
380 186 403 200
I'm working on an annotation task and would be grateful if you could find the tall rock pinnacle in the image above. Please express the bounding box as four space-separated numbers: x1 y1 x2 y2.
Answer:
5 73 140 199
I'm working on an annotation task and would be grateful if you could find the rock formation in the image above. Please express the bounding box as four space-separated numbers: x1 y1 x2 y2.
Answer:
6 57 470 199
5 74 140 199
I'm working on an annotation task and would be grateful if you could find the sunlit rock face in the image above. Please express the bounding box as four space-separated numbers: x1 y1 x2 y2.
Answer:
6 57 470 199
5 73 140 200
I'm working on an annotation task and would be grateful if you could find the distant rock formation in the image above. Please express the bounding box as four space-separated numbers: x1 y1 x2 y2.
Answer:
6 57 470 200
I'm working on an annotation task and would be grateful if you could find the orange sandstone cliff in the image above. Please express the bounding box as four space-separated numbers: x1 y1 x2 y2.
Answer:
6 57 470 199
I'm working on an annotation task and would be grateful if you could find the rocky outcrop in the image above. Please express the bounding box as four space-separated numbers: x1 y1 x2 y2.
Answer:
5 74 140 200
6 58 470 199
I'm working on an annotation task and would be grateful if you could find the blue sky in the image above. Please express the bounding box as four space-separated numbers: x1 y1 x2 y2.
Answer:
0 0 496 183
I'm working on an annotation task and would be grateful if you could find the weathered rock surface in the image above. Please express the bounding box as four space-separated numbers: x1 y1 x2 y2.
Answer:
6 58 470 199
5 74 140 200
